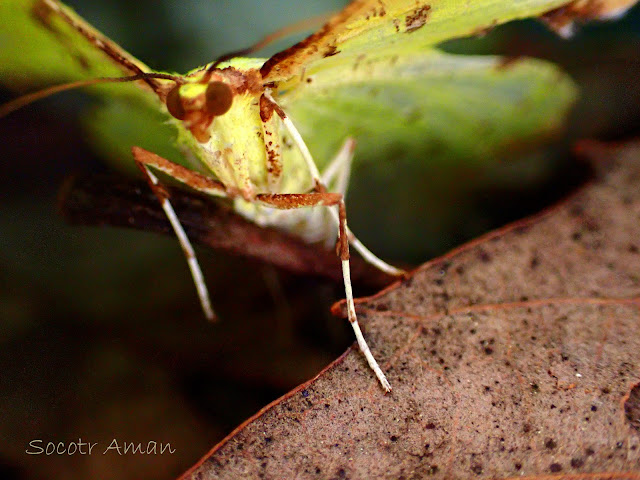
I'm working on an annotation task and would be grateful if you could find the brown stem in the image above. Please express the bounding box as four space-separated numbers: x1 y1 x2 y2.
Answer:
58 173 401 290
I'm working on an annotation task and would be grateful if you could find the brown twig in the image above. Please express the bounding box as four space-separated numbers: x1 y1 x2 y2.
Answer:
58 173 399 290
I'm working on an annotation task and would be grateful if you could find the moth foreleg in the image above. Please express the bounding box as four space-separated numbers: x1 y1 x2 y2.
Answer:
321 137 355 197
132 146 223 322
257 191 391 392
265 91 405 277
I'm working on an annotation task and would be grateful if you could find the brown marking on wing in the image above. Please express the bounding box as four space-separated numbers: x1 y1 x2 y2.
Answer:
264 141 282 177
259 95 283 186
323 44 339 58
405 4 431 33
260 0 374 81
263 138 282 181
260 1 438 82
377 0 387 17
32 0 90 70
34 0 161 93
364 1 389 20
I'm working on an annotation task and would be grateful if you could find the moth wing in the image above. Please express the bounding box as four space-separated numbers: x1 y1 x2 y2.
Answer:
0 0 183 170
260 0 568 83
261 0 638 84
276 49 577 256
0 0 159 88
278 49 577 170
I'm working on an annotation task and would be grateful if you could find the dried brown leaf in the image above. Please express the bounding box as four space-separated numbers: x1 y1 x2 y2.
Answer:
181 140 640 479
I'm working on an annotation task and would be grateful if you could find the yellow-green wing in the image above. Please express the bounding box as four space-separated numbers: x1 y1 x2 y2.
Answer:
278 48 578 258
279 50 577 171
0 0 182 169
0 0 152 88
261 0 636 84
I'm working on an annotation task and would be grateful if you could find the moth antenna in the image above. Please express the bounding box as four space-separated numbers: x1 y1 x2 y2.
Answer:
0 73 183 119
203 12 331 78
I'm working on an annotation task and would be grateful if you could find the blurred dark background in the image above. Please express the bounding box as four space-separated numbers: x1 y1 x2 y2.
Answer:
1 1 639 479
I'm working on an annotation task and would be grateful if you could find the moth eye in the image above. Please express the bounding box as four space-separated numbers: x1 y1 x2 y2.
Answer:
166 84 186 120
205 81 233 116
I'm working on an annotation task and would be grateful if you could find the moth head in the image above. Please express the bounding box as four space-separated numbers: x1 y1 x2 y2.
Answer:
165 79 234 143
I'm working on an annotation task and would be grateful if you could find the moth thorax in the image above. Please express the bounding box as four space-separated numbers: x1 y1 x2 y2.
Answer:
166 80 234 143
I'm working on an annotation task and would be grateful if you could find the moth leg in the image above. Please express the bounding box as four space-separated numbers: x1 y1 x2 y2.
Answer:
257 192 391 392
132 146 228 322
264 92 405 277
312 138 355 249
36 0 163 94
321 137 355 197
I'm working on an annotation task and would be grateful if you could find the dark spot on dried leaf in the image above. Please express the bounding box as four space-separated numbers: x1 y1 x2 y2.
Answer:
570 457 584 468
550 462 562 472
545 438 557 450
477 248 491 263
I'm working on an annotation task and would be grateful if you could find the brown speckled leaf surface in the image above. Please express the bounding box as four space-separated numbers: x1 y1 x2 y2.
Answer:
180 141 640 480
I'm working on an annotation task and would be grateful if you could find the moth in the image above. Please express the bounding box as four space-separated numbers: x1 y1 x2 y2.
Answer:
3 0 625 390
